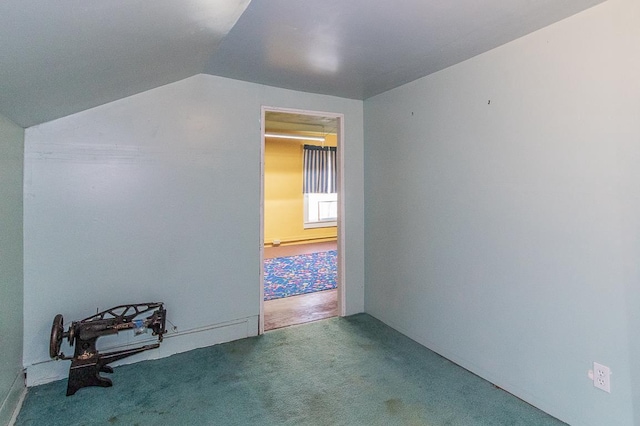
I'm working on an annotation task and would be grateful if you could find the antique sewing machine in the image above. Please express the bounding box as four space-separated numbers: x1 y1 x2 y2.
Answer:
49 302 166 396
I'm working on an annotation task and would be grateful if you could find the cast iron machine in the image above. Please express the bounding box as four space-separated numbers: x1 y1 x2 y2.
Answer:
49 302 166 396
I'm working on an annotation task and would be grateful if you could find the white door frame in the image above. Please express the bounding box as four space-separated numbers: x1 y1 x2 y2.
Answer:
259 105 346 335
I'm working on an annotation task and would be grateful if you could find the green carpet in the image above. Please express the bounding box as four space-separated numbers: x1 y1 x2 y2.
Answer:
16 314 565 425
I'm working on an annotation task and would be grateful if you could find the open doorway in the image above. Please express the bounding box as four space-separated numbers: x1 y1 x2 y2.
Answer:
260 107 345 333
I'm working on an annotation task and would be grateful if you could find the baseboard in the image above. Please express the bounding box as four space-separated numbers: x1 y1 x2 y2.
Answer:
0 371 25 426
25 315 259 387
266 236 337 246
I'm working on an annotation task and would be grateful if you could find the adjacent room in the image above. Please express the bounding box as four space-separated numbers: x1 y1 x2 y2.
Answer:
1 0 639 425
262 111 341 330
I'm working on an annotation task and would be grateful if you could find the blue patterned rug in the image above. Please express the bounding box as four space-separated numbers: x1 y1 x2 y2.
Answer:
264 250 337 301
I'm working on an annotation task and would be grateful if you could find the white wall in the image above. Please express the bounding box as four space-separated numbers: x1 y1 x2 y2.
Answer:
23 74 364 385
363 0 640 425
0 113 25 425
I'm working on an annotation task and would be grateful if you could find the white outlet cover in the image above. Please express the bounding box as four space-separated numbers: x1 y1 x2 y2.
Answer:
593 362 611 393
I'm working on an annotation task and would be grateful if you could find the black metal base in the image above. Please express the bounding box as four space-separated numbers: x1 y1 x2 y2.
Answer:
66 344 159 396
66 361 113 396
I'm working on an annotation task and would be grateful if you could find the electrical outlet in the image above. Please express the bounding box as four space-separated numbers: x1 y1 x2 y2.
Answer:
593 362 611 393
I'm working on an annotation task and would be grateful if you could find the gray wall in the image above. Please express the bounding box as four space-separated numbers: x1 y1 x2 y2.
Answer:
23 74 364 385
0 113 24 425
363 0 640 425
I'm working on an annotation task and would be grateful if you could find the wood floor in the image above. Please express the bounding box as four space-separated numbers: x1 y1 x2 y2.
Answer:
264 240 338 331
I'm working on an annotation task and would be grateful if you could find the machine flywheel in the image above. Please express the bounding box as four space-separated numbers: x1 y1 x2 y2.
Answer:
49 314 64 359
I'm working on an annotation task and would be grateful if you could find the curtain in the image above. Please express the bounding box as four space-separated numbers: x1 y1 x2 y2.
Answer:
303 144 337 193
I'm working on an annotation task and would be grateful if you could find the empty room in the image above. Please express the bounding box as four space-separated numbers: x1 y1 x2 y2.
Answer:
1 0 639 425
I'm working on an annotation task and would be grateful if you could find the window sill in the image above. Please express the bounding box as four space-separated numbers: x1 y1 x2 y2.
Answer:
304 221 337 229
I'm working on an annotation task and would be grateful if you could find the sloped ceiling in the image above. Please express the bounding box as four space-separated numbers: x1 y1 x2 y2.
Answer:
0 0 605 128
0 0 251 128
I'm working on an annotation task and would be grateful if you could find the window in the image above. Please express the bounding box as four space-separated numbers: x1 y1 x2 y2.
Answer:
303 144 337 229
304 192 337 228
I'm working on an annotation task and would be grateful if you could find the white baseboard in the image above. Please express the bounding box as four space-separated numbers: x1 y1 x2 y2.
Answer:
0 371 25 426
25 315 258 387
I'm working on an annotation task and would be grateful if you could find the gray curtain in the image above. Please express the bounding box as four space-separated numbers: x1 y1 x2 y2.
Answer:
303 144 337 193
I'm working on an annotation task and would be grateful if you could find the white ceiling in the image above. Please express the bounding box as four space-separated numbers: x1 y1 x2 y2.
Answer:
0 0 605 128
0 0 251 127
265 111 338 135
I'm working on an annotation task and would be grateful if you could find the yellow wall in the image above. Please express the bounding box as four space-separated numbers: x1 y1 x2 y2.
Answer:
264 133 337 245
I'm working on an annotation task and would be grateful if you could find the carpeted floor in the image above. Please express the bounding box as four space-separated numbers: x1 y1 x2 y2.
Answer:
15 314 565 426
264 250 337 301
